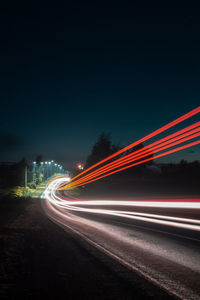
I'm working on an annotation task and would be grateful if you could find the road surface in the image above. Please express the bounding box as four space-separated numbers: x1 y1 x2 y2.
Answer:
43 178 200 300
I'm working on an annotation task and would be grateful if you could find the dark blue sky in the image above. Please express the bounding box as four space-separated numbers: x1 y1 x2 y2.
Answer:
0 3 200 168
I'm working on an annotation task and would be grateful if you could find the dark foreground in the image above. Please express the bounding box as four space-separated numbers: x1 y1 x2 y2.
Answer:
0 198 174 299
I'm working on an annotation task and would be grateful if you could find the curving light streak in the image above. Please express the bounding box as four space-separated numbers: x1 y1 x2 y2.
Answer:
67 128 200 188
59 107 200 190
67 139 200 188
67 123 200 188
44 177 200 232
44 108 200 232
59 106 200 191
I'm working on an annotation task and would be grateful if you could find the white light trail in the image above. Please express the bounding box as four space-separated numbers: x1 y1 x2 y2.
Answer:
44 177 200 232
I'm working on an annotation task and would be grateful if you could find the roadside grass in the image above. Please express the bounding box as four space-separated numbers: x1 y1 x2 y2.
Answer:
0 186 35 200
0 180 49 201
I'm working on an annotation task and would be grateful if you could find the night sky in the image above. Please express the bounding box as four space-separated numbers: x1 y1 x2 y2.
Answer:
1 3 200 168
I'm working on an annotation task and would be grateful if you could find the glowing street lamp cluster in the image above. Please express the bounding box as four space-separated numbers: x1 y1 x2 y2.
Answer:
33 160 64 180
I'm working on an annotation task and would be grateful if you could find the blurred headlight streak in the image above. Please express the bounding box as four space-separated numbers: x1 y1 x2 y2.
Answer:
44 177 200 232
43 107 200 232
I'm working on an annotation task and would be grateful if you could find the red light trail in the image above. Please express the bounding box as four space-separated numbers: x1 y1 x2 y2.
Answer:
60 106 200 188
68 139 200 188
67 124 200 188
58 107 200 190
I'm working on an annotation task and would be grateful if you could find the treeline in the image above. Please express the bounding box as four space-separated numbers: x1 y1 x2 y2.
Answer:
160 160 200 180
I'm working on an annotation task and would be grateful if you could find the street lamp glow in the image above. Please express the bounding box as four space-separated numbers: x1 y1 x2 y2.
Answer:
77 163 83 170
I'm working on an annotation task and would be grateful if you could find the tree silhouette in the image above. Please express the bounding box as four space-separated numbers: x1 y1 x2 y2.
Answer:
86 132 120 168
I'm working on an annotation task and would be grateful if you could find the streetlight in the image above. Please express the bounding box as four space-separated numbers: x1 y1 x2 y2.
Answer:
77 163 83 170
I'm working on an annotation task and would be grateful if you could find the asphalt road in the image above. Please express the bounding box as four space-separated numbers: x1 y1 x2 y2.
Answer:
2 198 171 300
43 197 200 300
